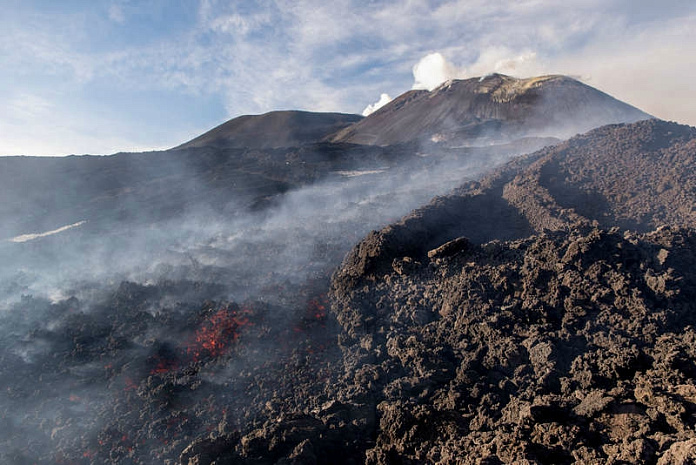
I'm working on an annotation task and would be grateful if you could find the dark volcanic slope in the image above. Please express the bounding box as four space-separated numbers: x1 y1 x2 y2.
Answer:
320 119 696 464
175 122 696 464
330 74 651 146
335 119 696 282
0 141 398 241
177 110 362 149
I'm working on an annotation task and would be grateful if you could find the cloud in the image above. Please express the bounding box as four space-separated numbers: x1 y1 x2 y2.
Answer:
108 4 126 23
547 13 696 124
210 14 250 34
2 0 696 156
208 12 273 36
362 93 392 116
7 94 54 121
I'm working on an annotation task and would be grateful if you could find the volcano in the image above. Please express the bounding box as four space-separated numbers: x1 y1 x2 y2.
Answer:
176 111 363 150
330 74 651 146
2 75 695 465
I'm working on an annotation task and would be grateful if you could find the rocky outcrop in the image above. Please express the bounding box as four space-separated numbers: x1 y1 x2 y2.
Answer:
173 119 696 465
331 226 696 463
8 116 696 464
333 119 696 291
325 119 696 464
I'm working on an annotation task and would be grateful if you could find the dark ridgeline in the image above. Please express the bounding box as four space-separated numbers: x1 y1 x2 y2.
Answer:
175 111 363 150
330 74 650 146
5 75 696 465
0 75 648 242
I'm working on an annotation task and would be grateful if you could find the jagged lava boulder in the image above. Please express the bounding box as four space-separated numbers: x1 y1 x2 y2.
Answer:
329 119 696 464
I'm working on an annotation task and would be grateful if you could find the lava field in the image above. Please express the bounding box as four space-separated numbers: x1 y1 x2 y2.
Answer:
1 78 693 464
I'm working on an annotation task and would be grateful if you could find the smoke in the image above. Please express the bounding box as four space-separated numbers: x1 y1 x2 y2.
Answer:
412 52 465 91
362 93 393 116
467 49 541 78
0 131 556 463
362 50 543 122
411 50 542 92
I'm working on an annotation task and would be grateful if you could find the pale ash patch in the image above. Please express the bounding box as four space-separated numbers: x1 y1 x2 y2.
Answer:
334 169 386 178
9 221 87 243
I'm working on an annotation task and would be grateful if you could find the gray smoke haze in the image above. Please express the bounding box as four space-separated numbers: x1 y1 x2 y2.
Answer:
0 141 527 305
0 136 551 463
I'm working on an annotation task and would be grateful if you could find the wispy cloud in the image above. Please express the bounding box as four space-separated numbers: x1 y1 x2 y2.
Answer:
1 0 695 155
7 93 54 121
108 3 126 23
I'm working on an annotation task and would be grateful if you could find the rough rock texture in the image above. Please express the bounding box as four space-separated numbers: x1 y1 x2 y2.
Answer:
179 119 696 464
0 278 341 465
333 119 696 288
7 117 696 464
326 119 696 464
332 226 696 464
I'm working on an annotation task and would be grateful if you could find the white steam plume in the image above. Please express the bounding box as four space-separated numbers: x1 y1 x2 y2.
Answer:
362 93 393 116
410 50 542 92
365 50 541 118
467 49 540 78
412 52 465 91
9 221 87 243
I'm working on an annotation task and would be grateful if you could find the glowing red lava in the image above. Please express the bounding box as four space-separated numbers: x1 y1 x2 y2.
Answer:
307 295 328 320
150 357 179 375
187 306 251 362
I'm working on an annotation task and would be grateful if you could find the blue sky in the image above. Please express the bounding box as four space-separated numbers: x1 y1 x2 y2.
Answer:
1 0 695 156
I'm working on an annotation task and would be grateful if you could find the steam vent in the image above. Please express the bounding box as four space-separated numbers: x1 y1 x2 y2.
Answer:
4 75 696 464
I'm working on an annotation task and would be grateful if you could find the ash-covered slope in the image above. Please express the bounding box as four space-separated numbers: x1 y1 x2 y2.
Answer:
334 119 696 283
330 74 651 146
0 140 399 243
177 110 362 149
322 119 696 464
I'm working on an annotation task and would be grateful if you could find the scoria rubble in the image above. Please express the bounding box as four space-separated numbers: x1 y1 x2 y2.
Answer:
185 119 696 464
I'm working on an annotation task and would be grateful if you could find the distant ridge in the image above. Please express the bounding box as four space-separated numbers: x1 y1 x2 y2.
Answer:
175 110 362 150
175 75 650 151
330 74 651 146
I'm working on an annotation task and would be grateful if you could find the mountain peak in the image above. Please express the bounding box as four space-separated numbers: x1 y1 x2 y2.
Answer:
331 74 650 146
176 110 362 150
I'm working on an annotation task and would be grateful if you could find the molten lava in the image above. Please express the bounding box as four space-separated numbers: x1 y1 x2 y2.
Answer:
306 294 327 320
187 306 251 362
150 357 179 375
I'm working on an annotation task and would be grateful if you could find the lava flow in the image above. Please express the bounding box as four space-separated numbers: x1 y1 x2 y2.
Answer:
186 306 252 362
306 294 328 321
